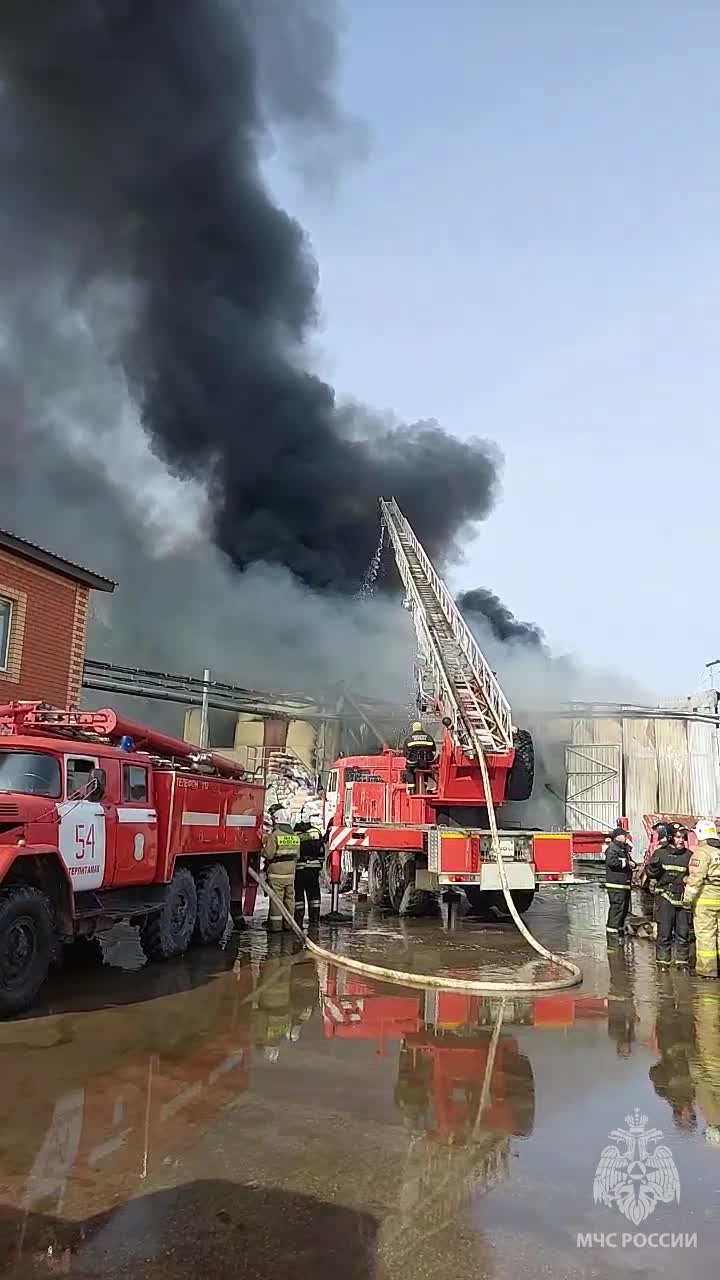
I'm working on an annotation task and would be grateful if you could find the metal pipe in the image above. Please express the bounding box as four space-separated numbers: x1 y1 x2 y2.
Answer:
199 667 210 748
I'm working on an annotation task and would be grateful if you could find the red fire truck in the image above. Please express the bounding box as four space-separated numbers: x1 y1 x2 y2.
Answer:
324 499 575 916
0 703 264 1015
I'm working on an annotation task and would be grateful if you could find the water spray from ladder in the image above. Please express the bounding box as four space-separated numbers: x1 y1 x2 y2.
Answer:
356 523 386 598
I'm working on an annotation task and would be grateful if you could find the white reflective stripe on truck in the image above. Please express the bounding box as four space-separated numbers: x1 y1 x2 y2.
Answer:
117 807 157 824
181 811 220 827
225 814 257 828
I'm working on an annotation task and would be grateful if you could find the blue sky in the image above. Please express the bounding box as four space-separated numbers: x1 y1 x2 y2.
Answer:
268 1 720 695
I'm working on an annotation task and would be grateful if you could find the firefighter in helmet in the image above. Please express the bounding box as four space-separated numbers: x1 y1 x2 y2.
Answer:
262 805 301 932
293 817 324 928
605 827 635 938
402 721 437 795
646 826 692 967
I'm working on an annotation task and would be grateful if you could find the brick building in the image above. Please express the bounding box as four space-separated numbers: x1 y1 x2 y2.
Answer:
0 529 116 707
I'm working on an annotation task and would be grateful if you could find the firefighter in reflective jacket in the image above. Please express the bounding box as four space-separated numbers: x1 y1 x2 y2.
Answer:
605 827 634 937
402 722 437 794
262 806 300 932
294 820 324 928
683 820 720 978
646 827 692 967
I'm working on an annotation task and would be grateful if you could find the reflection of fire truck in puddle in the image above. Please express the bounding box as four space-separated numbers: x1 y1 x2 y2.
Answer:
319 968 607 1259
319 968 608 1144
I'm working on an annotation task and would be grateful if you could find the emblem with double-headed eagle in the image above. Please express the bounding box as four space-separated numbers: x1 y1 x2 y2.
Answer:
593 1109 680 1225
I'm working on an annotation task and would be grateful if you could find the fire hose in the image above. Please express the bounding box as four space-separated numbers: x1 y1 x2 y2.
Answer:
250 750 582 993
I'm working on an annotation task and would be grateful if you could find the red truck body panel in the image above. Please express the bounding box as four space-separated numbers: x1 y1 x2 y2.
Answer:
153 769 263 882
0 715 264 905
324 739 574 889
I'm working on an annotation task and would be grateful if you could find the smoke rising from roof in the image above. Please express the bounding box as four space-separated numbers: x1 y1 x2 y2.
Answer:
0 0 499 597
457 588 547 651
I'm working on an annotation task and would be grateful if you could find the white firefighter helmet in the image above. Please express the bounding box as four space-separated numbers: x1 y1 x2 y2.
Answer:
695 819 718 842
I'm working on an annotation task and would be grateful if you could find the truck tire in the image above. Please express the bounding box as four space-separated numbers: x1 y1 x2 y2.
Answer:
492 888 536 917
140 868 198 961
368 852 391 908
0 885 54 1017
387 854 436 917
465 887 536 917
193 863 231 946
386 853 410 913
506 729 535 802
463 886 496 919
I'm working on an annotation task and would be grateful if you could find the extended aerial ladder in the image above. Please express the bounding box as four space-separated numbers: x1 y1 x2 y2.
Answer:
379 498 514 758
322 499 576 918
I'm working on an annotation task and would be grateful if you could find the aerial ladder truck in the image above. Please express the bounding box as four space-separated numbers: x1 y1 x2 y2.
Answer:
324 499 574 915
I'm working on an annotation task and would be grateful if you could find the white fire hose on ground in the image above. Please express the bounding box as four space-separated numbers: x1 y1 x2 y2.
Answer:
250 749 583 993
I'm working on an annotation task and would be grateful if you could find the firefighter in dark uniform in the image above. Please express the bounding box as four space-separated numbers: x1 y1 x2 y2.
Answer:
646 827 692 967
605 827 634 938
636 823 676 920
293 819 324 928
402 721 437 794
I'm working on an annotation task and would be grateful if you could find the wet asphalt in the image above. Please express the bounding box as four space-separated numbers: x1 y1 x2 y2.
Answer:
1 882 719 1280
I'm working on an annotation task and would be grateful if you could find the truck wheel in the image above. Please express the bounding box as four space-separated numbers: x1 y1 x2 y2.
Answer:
386 853 410 913
63 936 104 968
140 868 198 961
491 889 536 917
193 864 231 946
386 854 435 916
368 852 391 908
0 885 54 1017
401 883 437 918
464 886 497 919
506 729 535 802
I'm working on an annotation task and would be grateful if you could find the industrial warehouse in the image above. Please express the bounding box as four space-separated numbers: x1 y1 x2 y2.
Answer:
1 3 720 1280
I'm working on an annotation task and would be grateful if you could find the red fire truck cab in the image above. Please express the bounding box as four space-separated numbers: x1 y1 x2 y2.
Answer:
0 704 264 1016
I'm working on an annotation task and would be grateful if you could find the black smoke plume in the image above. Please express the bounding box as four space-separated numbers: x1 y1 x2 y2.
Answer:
458 588 547 650
0 0 498 591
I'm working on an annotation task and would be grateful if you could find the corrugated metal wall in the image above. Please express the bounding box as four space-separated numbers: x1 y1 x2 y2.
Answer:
655 719 691 813
622 719 658 847
687 720 720 817
559 712 720 844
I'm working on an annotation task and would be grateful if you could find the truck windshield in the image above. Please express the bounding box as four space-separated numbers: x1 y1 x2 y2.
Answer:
0 751 61 798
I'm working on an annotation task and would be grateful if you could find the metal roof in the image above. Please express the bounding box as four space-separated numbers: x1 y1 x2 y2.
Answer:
0 529 116 593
